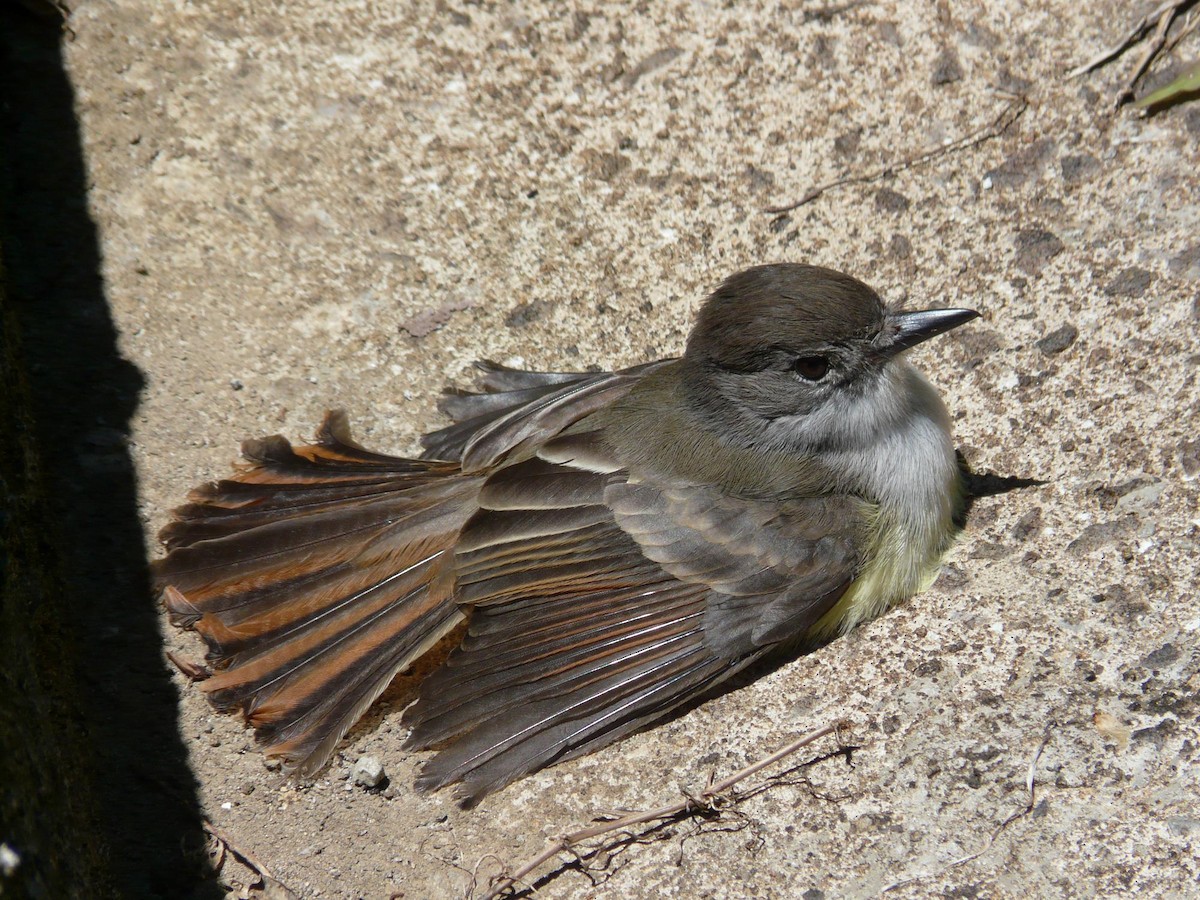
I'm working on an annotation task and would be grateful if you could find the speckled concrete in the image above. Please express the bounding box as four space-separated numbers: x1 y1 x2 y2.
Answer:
59 0 1199 897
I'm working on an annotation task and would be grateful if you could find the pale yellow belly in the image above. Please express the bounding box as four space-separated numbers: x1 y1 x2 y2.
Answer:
808 502 959 641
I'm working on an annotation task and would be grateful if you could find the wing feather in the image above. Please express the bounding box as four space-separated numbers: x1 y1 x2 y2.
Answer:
401 434 868 804
420 361 671 469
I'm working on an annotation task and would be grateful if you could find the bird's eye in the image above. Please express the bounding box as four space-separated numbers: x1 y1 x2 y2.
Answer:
793 355 830 381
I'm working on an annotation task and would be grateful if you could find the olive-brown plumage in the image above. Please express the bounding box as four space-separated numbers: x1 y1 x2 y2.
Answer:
154 263 977 805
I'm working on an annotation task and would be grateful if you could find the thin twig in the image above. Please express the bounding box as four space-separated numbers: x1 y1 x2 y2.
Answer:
881 722 1057 893
205 821 278 882
418 826 486 900
204 821 299 898
166 649 211 681
1065 0 1200 108
478 721 848 899
1065 1 1187 78
1164 7 1200 54
1116 2 1187 106
763 95 1028 215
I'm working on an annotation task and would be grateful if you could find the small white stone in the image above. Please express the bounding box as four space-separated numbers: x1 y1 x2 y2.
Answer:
352 755 387 789
0 843 20 877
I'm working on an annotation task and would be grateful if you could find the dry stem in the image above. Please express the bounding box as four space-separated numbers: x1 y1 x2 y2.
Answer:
204 820 299 899
1066 0 1200 107
1067 1 1197 78
478 720 849 900
881 722 1057 893
764 95 1027 215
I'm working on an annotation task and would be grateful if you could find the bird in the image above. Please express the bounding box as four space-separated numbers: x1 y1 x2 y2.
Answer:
154 262 982 806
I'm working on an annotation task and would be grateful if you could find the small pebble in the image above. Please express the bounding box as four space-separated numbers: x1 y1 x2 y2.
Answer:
1104 267 1153 298
1012 506 1043 540
352 755 387 789
0 843 20 877
874 187 910 213
1036 324 1078 355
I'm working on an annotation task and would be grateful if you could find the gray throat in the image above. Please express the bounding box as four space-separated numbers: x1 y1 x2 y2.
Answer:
770 360 962 533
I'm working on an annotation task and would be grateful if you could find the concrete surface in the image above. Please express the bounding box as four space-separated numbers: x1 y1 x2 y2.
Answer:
45 0 1200 896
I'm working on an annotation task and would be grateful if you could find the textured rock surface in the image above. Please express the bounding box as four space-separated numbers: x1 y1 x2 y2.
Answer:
53 0 1200 896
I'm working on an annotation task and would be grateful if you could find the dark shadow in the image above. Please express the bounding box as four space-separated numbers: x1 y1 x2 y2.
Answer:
953 451 1046 528
0 9 218 898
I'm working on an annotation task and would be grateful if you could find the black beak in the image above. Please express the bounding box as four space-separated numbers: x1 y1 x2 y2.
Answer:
882 308 979 357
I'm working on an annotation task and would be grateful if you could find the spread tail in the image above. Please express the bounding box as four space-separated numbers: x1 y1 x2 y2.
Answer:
153 411 481 774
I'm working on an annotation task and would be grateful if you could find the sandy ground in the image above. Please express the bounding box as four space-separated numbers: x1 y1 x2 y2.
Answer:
40 0 1200 896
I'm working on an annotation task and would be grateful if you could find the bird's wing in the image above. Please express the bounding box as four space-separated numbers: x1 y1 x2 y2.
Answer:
608 480 867 656
419 359 672 469
404 429 869 805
